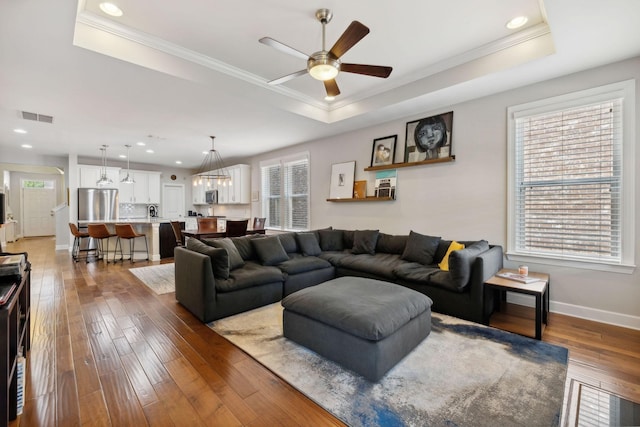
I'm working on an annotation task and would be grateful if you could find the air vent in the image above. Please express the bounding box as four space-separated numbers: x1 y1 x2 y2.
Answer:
21 111 54 124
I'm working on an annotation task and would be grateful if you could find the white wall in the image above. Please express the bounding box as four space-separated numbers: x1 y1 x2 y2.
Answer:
250 56 640 328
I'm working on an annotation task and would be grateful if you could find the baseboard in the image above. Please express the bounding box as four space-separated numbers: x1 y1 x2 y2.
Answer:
56 244 69 251
507 294 640 331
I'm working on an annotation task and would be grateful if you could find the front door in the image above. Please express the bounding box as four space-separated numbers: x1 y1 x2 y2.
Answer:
22 187 56 237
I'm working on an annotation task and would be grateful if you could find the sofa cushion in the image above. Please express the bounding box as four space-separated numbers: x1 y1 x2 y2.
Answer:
376 233 408 255
230 235 259 260
207 238 245 270
438 241 465 271
401 231 441 265
215 261 284 293
340 229 355 250
336 253 405 280
296 232 322 256
186 238 230 279
278 253 332 275
393 262 439 283
319 229 344 251
448 240 490 289
351 230 379 255
318 250 352 265
278 232 299 253
252 236 289 266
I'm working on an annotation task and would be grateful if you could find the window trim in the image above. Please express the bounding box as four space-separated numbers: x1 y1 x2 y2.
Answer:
260 151 310 231
507 79 636 273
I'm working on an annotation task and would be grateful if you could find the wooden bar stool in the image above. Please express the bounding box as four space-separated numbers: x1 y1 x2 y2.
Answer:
69 223 96 262
170 221 184 247
87 223 117 263
114 223 149 263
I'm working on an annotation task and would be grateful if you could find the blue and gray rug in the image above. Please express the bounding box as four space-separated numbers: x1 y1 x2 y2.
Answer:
209 303 568 427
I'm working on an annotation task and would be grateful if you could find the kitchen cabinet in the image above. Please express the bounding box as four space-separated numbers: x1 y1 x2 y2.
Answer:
192 164 249 205
78 165 120 188
192 175 207 205
119 170 161 204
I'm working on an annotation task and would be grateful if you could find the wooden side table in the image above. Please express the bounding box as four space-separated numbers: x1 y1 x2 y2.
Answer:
485 268 550 340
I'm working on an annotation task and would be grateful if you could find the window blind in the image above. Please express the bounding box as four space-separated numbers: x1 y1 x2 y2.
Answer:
260 153 309 231
514 99 623 262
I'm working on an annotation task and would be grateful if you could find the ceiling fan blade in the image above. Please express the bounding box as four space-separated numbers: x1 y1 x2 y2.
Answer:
324 79 340 97
259 37 310 61
329 21 369 59
341 63 393 78
267 69 308 85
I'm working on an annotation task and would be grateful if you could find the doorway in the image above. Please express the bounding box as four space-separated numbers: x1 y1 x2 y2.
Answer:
22 186 56 236
162 183 185 219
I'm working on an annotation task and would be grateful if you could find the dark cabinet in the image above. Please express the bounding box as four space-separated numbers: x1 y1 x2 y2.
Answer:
1 253 30 425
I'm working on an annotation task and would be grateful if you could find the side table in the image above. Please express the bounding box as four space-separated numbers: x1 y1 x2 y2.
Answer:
485 268 549 340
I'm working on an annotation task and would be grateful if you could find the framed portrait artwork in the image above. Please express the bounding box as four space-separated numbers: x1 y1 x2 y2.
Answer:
370 135 397 167
404 111 453 163
329 161 356 199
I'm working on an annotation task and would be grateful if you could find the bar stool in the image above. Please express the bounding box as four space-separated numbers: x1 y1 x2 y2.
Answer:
114 223 149 263
69 223 96 262
87 223 117 263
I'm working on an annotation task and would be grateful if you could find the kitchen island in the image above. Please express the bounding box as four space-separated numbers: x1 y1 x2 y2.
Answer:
78 218 181 262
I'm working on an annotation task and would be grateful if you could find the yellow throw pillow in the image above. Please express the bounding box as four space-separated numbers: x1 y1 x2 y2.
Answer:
439 241 465 271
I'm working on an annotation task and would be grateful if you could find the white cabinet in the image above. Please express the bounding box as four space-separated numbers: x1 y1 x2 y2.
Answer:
78 165 120 188
192 175 206 205
119 170 161 204
225 164 250 204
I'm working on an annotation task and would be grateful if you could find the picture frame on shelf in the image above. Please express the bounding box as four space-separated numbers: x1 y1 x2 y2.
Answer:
370 135 397 167
374 170 397 199
353 180 367 198
329 161 356 199
404 111 453 163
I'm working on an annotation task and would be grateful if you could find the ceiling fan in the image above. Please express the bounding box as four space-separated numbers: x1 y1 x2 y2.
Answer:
259 8 392 98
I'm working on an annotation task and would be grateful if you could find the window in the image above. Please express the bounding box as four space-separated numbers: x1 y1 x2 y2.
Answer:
260 153 310 231
507 80 635 272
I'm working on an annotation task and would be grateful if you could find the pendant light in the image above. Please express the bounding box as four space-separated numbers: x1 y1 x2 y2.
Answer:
120 144 135 184
96 145 113 186
194 136 232 189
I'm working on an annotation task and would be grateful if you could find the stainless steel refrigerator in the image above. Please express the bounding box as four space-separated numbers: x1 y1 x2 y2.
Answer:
78 188 119 222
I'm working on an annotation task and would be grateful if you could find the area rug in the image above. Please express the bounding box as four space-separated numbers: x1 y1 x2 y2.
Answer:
129 263 174 295
210 303 568 427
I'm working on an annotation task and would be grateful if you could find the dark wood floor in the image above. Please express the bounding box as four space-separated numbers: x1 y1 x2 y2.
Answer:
6 236 640 426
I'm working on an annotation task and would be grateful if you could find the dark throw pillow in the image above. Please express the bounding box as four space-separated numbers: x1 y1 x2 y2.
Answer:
318 229 344 251
296 233 322 256
207 237 245 270
400 230 441 265
252 236 289 266
448 240 490 290
186 238 230 279
351 230 380 255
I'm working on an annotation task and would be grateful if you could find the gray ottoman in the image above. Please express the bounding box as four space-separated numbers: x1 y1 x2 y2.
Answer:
281 276 432 381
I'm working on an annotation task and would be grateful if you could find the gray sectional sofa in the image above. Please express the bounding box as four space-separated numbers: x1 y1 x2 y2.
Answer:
174 228 503 324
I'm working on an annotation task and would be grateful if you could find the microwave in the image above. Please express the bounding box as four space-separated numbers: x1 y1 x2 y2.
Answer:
205 190 218 204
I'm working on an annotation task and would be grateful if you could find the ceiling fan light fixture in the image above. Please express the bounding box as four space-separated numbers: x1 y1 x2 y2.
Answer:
308 53 340 81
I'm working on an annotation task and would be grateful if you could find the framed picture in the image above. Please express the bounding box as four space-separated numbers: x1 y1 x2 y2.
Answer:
251 190 259 202
353 180 367 198
370 135 397 167
404 111 453 163
329 161 356 199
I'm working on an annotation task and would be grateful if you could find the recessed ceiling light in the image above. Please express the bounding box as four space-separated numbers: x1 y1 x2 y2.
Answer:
146 149 154 153
21 144 32 149
136 141 146 146
119 154 126 158
506 16 528 30
99 2 123 17
13 128 27 134
202 151 208 155
175 160 182 164
324 95 335 101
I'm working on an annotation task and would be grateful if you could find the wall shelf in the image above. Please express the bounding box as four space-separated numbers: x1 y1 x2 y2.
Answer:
326 196 394 202
364 155 455 172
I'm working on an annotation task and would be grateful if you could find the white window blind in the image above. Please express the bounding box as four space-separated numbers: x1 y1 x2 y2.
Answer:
508 80 635 271
260 153 309 231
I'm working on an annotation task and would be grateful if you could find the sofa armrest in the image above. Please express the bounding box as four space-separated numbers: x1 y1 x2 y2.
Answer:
174 246 218 322
468 245 504 323
475 245 504 283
